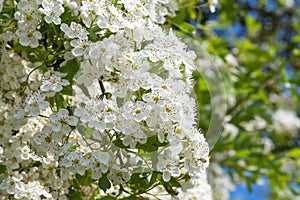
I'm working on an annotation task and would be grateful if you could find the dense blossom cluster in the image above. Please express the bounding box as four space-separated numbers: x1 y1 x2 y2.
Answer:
272 109 300 136
0 0 212 199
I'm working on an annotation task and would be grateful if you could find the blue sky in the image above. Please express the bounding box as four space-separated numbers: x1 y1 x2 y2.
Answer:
230 182 269 200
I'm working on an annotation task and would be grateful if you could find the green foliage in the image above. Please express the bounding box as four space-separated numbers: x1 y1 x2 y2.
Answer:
171 0 300 199
98 173 112 193
59 59 80 96
0 164 6 175
128 173 149 193
135 135 168 152
158 173 181 196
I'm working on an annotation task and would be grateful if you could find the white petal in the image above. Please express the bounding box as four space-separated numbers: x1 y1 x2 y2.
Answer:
163 170 171 182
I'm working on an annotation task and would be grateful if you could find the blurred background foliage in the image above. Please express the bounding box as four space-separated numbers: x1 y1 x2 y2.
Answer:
166 0 300 199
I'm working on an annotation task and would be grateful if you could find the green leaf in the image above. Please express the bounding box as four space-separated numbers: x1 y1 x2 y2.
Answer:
53 59 65 71
89 188 99 200
77 84 91 98
60 8 75 23
119 195 137 200
169 177 181 188
178 22 195 35
136 135 168 152
0 14 10 19
246 178 253 193
128 173 149 192
88 26 101 42
98 173 111 192
148 172 158 187
0 165 6 175
158 174 180 196
245 15 261 37
67 189 83 200
75 170 93 186
54 93 66 110
168 9 187 24
288 148 300 158
61 85 74 96
99 197 115 200
234 150 251 158
59 59 80 85
135 88 151 101
77 125 94 139
112 138 127 149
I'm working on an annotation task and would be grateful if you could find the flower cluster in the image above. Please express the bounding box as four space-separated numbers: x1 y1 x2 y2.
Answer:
0 0 212 199
272 109 300 136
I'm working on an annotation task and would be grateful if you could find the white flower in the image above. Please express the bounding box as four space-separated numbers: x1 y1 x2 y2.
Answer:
24 92 49 117
0 175 21 195
89 151 111 179
74 98 116 131
40 71 70 93
207 164 235 200
61 151 89 175
107 166 130 185
15 10 41 28
142 88 166 107
17 0 42 11
160 100 181 122
272 109 300 136
151 120 173 143
40 0 64 25
49 108 78 133
122 128 147 149
32 126 62 155
122 101 151 122
183 138 209 176
96 5 125 32
261 137 275 153
60 22 88 39
76 60 104 86
16 29 42 48
0 0 213 197
209 0 218 13
123 71 153 92
0 0 3 12
157 145 183 181
19 145 32 160
178 175 213 200
70 38 91 58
